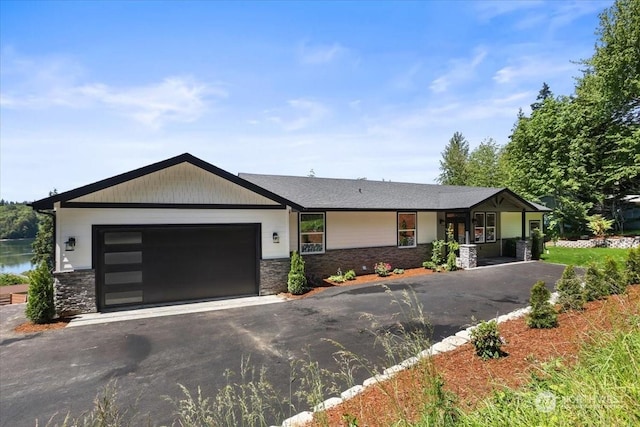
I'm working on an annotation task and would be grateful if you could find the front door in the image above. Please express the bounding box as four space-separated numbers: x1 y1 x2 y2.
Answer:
446 213 468 245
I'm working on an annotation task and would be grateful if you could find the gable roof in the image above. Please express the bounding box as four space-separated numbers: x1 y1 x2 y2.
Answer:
239 173 551 212
29 153 550 212
30 153 303 210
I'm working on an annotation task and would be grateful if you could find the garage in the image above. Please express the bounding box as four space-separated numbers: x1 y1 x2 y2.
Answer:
95 224 260 310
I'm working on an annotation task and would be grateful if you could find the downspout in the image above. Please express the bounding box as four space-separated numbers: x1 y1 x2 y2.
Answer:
35 209 56 273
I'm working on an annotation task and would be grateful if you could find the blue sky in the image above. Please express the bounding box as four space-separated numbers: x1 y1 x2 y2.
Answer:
1 0 610 202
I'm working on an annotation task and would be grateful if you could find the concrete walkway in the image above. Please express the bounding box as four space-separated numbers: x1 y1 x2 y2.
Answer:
68 294 285 327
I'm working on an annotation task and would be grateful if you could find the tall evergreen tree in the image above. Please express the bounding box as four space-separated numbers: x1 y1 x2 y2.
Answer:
437 132 470 186
530 82 553 111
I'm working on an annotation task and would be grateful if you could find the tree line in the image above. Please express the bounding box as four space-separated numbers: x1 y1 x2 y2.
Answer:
438 0 639 237
0 202 38 239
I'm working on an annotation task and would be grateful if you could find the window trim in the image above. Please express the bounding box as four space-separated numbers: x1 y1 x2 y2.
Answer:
299 212 325 254
473 211 497 244
486 212 497 243
397 212 417 248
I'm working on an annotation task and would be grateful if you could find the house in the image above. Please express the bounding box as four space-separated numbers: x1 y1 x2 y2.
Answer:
30 153 549 315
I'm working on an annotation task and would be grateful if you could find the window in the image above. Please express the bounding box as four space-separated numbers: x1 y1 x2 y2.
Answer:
486 213 497 242
300 213 325 254
474 212 497 243
398 212 417 248
474 213 485 243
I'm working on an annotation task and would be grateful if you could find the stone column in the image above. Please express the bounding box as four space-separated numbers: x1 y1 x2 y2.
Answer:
53 269 97 316
459 244 477 269
516 240 532 261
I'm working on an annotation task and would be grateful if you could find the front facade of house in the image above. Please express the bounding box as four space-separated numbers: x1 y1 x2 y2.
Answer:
31 154 547 315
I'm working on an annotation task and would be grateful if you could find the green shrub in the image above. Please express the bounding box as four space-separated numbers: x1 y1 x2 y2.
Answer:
392 268 405 275
0 272 30 286
328 274 346 283
25 261 55 324
445 250 457 271
431 240 446 266
625 247 640 286
583 263 606 301
287 251 307 295
344 269 356 280
527 281 558 329
470 320 505 360
531 228 543 260
555 265 585 311
422 260 436 270
603 256 626 295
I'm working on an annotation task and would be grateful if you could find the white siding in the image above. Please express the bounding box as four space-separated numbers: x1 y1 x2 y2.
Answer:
70 162 278 206
55 207 289 272
501 212 544 238
326 212 396 249
417 212 437 244
289 211 298 252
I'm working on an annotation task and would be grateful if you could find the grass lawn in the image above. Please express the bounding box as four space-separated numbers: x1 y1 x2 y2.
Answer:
540 245 630 268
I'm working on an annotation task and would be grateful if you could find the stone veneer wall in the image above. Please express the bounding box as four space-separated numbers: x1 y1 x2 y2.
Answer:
53 270 97 317
516 240 532 261
259 258 290 295
459 244 477 269
553 237 640 249
303 244 431 285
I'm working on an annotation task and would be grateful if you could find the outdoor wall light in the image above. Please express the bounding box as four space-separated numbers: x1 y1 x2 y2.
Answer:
65 237 76 251
272 232 280 243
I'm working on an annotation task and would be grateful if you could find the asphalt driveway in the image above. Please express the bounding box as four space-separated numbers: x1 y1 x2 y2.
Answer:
0 262 567 426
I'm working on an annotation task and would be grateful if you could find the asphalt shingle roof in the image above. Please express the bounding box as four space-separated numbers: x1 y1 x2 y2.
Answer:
239 173 548 211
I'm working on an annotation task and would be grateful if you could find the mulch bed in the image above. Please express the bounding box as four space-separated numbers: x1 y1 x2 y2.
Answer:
311 285 640 426
14 318 71 334
279 267 437 300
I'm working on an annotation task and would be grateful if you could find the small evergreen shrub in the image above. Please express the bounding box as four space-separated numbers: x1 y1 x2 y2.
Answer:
603 256 625 295
344 269 356 280
470 320 505 360
555 265 585 311
527 281 558 329
531 228 543 260
25 261 55 324
625 247 640 286
374 262 391 277
392 268 405 275
583 263 606 301
287 251 307 295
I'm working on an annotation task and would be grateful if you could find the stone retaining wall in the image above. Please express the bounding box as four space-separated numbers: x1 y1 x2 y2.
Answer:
303 244 431 285
53 270 97 317
553 237 639 249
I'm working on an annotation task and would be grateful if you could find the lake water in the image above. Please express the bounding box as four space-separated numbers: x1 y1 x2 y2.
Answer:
0 238 35 274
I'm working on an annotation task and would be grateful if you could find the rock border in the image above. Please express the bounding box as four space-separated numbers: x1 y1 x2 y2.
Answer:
277 292 558 427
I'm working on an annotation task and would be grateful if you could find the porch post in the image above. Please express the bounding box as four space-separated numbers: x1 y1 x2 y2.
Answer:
521 209 526 241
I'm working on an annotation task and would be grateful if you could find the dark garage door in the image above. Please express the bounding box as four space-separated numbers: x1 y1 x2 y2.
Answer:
96 224 260 310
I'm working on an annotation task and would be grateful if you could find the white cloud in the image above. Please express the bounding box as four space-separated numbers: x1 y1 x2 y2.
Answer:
76 77 222 129
298 41 347 64
266 98 330 131
429 47 487 93
0 51 224 128
392 63 422 90
493 56 575 84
